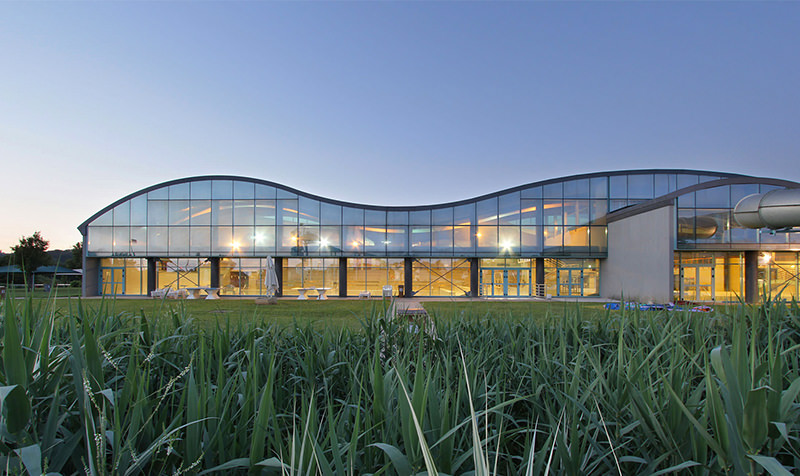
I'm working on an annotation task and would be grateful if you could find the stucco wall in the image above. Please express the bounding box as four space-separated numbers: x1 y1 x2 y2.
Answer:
601 205 674 303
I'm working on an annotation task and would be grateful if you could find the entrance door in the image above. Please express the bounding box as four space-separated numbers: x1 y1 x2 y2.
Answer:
556 268 584 297
100 267 125 295
480 268 532 297
680 265 715 302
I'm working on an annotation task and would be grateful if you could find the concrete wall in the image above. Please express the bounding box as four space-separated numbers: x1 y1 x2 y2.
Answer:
83 257 99 297
601 205 674 303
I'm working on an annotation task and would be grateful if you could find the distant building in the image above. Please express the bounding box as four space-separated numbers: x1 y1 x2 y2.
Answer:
78 170 800 303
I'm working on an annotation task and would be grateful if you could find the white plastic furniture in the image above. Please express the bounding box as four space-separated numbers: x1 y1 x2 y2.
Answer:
295 287 314 300
316 287 331 300
186 287 205 299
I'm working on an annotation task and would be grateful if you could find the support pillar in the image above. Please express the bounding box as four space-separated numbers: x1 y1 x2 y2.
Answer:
147 258 157 295
470 258 479 297
339 258 347 297
745 250 758 303
404 258 413 297
210 258 220 289
83 256 100 297
274 257 283 297
535 257 545 297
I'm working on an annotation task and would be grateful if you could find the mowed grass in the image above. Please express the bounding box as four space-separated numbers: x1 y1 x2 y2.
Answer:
22 294 724 331
423 299 609 321
41 296 393 330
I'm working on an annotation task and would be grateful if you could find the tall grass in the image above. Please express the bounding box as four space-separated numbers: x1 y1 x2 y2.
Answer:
1 294 799 475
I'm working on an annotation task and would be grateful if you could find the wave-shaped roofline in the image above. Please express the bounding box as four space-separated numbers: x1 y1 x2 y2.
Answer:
79 169 800 234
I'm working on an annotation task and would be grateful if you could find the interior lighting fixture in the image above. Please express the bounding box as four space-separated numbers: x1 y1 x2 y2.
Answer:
319 237 329 248
231 241 241 251
351 241 360 248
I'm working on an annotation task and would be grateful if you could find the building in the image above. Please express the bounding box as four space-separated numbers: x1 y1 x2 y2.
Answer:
78 170 800 303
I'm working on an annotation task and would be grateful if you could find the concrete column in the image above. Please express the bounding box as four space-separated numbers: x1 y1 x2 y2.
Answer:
210 258 220 289
147 258 157 295
339 258 347 297
404 258 413 297
745 250 758 303
274 257 283 297
535 257 545 297
83 257 100 297
470 258 479 297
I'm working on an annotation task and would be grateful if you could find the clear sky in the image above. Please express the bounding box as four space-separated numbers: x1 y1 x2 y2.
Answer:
1 2 798 251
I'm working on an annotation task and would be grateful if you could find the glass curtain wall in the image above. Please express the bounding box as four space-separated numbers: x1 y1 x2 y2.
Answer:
99 258 147 296
155 258 212 291
673 252 744 303
677 183 798 248
88 173 744 261
347 259 403 296
219 258 284 296
759 252 800 301
281 258 340 296
412 258 470 297
478 258 537 297
543 259 599 297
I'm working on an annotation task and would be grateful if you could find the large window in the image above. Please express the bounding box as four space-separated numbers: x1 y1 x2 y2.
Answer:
412 258 470 297
281 258 339 296
86 173 748 260
155 258 212 291
346 258 403 296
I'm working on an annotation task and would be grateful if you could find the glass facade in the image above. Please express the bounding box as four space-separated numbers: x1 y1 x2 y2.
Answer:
760 252 800 301
676 183 800 248
282 258 340 296
99 258 148 296
83 171 799 300
674 252 744 303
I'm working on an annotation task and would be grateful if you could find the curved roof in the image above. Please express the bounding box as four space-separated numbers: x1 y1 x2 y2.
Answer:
79 169 800 234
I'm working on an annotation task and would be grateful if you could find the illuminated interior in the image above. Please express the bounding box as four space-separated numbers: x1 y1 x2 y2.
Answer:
82 171 800 301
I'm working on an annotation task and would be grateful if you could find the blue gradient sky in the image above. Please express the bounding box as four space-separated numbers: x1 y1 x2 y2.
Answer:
2 2 799 250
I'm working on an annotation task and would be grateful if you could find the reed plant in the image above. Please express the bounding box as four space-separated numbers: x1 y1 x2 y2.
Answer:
1 293 799 475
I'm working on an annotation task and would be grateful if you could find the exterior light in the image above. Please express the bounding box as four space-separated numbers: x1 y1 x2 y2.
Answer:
501 241 512 250
231 241 241 251
319 237 329 248
351 241 360 248
475 232 482 237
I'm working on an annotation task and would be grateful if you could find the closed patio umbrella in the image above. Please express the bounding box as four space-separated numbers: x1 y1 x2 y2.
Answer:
264 256 280 298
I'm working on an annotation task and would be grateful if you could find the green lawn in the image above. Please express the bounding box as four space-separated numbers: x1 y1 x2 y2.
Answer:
422 299 610 321
3 286 82 299
24 296 611 329
35 296 392 330
17 294 724 331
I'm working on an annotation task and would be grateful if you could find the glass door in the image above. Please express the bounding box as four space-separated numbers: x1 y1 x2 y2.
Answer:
100 267 125 295
556 268 584 296
480 268 533 297
680 265 715 302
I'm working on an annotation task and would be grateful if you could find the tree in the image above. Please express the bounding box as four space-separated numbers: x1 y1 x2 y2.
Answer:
11 232 53 289
65 241 83 269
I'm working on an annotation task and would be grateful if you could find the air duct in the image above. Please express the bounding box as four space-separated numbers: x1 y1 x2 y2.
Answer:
733 189 800 229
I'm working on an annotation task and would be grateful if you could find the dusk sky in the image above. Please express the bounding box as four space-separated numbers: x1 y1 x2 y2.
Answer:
1 2 799 251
